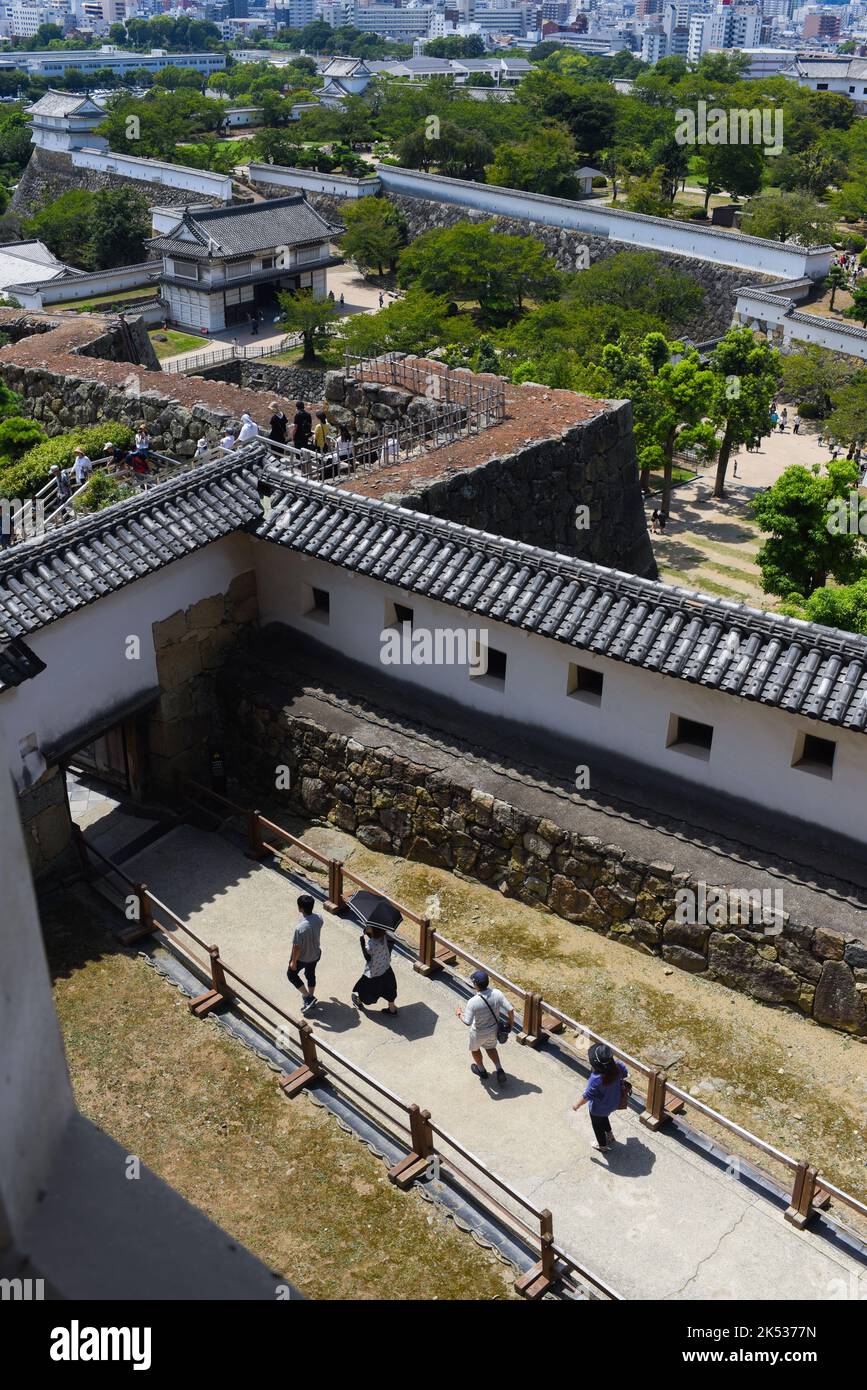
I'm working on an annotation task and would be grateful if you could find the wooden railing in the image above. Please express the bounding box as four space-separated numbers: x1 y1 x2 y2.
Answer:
73 819 617 1302
174 776 867 1239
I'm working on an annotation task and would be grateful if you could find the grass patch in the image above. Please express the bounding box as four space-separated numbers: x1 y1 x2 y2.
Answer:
55 287 156 313
43 888 516 1302
149 329 209 360
266 346 305 366
658 566 747 600
647 466 696 491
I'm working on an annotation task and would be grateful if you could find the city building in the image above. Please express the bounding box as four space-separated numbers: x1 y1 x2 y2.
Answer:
782 53 867 102
0 44 227 78
148 194 343 331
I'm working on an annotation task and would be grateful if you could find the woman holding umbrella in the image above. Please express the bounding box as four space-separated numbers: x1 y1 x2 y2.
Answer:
347 889 402 1016
352 925 398 1014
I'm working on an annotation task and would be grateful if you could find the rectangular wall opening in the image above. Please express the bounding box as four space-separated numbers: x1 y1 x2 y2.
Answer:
567 662 604 705
667 713 713 760
792 731 835 779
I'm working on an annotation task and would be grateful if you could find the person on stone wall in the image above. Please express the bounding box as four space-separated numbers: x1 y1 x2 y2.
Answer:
268 401 289 448
293 400 312 450
287 893 324 1017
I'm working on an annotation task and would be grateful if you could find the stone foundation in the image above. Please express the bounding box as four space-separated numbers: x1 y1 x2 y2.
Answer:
11 147 225 219
148 570 260 791
193 359 327 402
17 765 73 877
218 685 867 1038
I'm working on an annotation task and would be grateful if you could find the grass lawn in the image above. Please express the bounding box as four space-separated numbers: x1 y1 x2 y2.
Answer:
54 287 156 313
266 346 305 366
149 329 210 360
44 887 516 1301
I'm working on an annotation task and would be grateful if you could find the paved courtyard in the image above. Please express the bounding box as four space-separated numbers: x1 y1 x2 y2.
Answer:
121 822 867 1302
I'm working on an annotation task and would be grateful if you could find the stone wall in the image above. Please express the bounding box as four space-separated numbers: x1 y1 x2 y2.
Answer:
11 147 224 219
17 764 72 878
217 686 867 1038
194 358 327 402
148 570 260 792
401 394 651 574
299 189 776 342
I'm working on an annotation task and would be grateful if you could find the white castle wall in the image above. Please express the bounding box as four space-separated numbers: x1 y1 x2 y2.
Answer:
71 147 233 203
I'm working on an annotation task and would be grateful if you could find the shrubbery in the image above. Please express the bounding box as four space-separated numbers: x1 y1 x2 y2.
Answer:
73 471 135 514
0 422 135 499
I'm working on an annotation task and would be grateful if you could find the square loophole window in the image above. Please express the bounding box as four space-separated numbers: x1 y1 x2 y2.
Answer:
792 731 835 779
302 583 330 624
667 713 713 760
471 643 506 690
567 662 603 705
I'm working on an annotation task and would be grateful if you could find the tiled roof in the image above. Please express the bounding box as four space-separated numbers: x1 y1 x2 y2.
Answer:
26 90 103 118
148 196 342 262
0 636 45 693
0 459 262 644
254 470 867 735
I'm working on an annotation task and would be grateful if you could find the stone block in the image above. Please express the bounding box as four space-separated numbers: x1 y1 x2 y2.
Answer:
813 961 867 1033
227 569 257 602
357 825 392 853
187 594 225 631
707 932 801 1005
153 609 187 649
200 627 238 670
34 802 72 863
663 918 710 953
844 942 867 970
813 926 845 960
157 638 202 690
662 944 707 974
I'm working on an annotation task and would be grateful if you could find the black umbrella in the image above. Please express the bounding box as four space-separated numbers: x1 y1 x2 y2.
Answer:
346 890 402 934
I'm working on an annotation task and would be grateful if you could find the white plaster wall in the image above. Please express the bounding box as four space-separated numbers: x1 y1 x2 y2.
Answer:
247 163 380 198
0 733 75 1246
252 541 867 844
35 263 155 306
1 535 250 787
375 167 834 281
71 148 233 202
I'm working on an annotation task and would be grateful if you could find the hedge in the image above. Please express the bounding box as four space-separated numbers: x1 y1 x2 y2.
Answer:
0 422 136 500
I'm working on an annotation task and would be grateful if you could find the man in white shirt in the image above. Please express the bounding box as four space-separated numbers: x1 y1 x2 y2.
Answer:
455 969 514 1085
219 431 236 452
238 412 259 444
72 448 92 486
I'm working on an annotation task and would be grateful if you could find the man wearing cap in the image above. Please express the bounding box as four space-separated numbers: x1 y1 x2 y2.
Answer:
193 438 210 466
455 970 514 1086
572 1043 629 1152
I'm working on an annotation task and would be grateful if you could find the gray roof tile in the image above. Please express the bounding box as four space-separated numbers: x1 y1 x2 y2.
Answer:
149 195 342 262
254 469 867 736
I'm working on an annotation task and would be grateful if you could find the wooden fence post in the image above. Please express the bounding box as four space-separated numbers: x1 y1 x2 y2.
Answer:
279 1022 325 1098
119 883 157 946
389 1104 435 1190
189 945 234 1018
245 809 266 861
414 918 441 977
784 1161 830 1228
324 859 344 913
515 1209 559 1299
640 1068 684 1130
518 992 543 1047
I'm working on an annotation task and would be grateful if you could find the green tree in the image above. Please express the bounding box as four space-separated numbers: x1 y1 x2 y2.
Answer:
340 198 405 276
707 327 781 498
696 140 764 215
397 221 559 322
751 459 864 596
826 262 847 312
487 125 581 198
804 576 867 635
23 189 95 268
600 333 717 510
826 378 867 448
740 192 835 245
341 289 471 357
780 345 858 418
564 251 703 331
846 283 867 329
277 289 339 362
90 188 149 270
